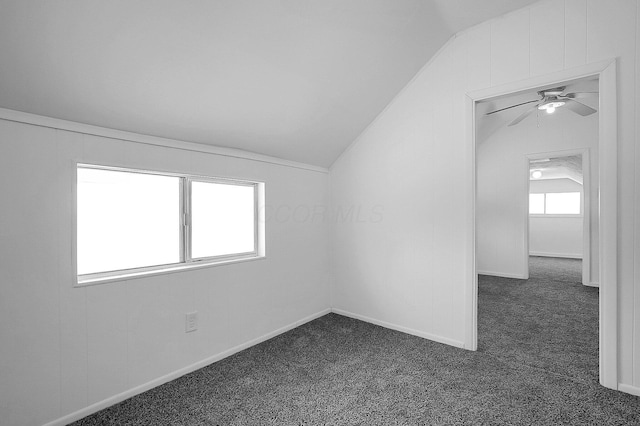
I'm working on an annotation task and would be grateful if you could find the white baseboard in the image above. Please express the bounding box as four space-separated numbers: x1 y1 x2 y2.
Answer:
331 308 465 349
618 383 640 397
583 281 600 288
529 252 582 259
477 270 527 279
43 308 331 426
43 305 632 425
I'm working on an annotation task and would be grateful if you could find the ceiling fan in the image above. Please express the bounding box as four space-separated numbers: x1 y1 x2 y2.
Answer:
485 86 598 126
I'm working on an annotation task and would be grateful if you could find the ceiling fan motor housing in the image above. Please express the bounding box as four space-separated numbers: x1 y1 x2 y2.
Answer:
538 86 566 97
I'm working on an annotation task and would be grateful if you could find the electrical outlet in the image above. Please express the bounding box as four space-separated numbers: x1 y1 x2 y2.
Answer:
185 311 198 333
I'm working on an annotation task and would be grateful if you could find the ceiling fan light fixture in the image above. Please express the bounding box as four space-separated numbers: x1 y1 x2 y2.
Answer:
537 101 565 114
487 86 598 126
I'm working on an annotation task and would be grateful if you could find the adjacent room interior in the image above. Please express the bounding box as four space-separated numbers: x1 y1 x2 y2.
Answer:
475 79 602 392
1 1 640 425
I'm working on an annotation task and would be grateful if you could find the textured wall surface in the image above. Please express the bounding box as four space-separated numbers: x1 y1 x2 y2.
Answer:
0 120 331 426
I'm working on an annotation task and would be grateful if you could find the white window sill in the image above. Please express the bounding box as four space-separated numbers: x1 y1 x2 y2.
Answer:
76 255 266 287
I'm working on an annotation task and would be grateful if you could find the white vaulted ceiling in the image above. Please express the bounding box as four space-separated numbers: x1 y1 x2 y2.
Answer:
0 0 539 167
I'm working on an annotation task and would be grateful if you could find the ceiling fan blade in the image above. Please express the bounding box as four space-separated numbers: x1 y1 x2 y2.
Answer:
564 92 599 99
486 99 539 115
508 105 538 126
564 99 597 116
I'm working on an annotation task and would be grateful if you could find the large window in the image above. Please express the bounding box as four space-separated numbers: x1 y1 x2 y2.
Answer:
529 192 581 215
77 164 262 284
77 167 181 275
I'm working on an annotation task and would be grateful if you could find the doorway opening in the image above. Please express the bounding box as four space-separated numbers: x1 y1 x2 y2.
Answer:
465 60 618 390
527 151 595 287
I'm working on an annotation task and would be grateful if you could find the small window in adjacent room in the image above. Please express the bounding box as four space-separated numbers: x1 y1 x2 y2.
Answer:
76 164 262 285
545 192 581 214
529 192 581 215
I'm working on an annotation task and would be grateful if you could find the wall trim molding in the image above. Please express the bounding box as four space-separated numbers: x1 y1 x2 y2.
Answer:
618 383 640 397
529 252 583 259
42 308 331 426
477 270 528 280
0 107 329 174
331 308 466 349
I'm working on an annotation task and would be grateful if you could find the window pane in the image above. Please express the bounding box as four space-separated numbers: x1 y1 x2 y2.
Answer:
77 168 181 275
191 181 255 259
545 192 581 214
529 193 545 214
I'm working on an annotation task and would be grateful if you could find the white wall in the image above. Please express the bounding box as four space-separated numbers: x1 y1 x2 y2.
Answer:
330 0 640 391
529 179 584 259
0 118 331 426
476 109 598 279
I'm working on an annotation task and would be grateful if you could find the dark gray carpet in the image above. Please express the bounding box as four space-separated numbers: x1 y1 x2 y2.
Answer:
73 257 640 425
479 256 599 385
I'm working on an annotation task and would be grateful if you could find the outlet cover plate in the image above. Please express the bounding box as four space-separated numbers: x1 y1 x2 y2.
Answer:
185 311 198 333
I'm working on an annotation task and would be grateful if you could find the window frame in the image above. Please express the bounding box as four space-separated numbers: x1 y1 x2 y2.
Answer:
75 163 264 286
185 176 260 263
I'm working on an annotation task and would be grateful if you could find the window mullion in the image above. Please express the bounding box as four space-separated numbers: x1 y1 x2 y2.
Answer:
253 184 259 255
184 177 192 262
179 177 186 263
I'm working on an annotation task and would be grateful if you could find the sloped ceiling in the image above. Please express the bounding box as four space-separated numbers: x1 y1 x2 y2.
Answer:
475 77 599 144
0 0 539 167
530 155 583 184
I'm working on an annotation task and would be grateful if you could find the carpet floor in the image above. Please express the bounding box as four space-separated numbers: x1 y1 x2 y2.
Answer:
73 257 640 425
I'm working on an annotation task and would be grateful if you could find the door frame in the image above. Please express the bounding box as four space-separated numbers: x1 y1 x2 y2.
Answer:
525 148 592 286
464 59 618 390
